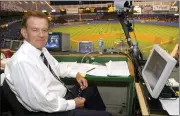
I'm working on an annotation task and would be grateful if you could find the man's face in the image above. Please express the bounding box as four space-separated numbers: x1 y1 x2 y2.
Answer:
21 16 49 50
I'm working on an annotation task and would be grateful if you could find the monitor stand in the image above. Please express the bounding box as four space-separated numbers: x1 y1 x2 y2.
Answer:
159 85 178 98
140 83 165 113
140 82 178 114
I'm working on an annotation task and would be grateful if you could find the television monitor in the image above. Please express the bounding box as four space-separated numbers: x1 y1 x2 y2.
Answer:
142 44 177 99
45 32 70 52
11 40 20 50
2 39 13 49
19 41 24 47
46 33 60 49
78 41 93 53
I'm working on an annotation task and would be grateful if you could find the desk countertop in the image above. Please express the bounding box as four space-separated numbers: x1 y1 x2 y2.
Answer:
135 83 149 115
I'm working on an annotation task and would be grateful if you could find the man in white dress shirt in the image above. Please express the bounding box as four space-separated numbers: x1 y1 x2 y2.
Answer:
4 11 112 116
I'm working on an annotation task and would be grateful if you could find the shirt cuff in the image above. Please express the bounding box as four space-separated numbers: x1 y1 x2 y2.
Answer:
66 100 75 110
68 69 78 78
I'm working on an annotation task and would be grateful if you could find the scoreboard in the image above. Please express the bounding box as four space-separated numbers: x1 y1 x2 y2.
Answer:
51 6 115 15
78 7 97 13
60 8 67 14
78 7 114 14
51 8 67 15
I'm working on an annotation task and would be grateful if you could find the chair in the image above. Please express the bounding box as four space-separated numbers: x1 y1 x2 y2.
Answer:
2 80 32 115
2 80 73 116
0 70 12 115
0 85 12 115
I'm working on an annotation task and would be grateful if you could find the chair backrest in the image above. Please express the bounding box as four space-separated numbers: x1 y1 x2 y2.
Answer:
2 80 31 115
2 80 74 116
0 86 12 114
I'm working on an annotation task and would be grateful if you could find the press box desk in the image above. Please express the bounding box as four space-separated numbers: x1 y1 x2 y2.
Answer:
52 53 135 116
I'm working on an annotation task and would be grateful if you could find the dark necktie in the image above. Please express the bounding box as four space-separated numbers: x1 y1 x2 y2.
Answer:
40 52 75 96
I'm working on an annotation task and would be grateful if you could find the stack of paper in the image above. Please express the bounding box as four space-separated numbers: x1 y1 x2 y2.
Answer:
166 78 179 87
159 98 179 115
60 61 130 77
106 60 130 77
60 62 77 68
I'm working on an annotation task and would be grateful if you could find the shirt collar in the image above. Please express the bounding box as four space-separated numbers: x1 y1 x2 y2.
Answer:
23 40 44 58
42 47 48 54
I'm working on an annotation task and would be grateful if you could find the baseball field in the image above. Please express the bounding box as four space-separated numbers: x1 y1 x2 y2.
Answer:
51 22 178 58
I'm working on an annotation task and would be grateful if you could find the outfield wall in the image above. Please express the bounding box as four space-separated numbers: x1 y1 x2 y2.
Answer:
87 20 178 27
133 20 178 27
55 20 178 27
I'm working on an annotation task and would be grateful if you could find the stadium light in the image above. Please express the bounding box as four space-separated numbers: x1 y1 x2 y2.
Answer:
42 10 47 12
48 16 52 21
51 9 56 12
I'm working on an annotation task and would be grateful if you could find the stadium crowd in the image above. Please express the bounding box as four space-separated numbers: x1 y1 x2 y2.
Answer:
133 14 179 23
0 1 179 48
0 1 52 12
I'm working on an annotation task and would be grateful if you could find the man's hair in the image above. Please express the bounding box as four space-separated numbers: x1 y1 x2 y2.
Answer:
21 11 50 28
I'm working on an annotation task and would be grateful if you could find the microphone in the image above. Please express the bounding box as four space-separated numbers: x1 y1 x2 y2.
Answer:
133 40 139 59
127 38 133 50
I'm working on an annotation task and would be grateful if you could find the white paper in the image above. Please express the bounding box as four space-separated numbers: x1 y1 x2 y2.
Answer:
60 62 77 68
87 65 108 77
166 78 179 87
70 63 97 74
1 73 6 86
159 98 179 116
61 61 77 64
106 60 130 77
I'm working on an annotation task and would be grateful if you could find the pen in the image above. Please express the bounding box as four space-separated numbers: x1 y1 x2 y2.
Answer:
86 68 95 73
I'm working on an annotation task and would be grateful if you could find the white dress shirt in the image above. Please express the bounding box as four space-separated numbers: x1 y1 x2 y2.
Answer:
5 41 78 113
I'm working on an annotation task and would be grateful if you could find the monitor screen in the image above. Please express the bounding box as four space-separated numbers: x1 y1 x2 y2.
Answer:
142 44 176 99
143 50 166 90
11 40 20 50
3 39 12 49
78 41 93 53
45 33 60 49
19 41 23 47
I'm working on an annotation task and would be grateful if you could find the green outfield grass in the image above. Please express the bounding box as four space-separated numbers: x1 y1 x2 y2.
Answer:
51 23 178 58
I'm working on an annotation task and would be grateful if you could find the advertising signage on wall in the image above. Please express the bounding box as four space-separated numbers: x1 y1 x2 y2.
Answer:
78 7 97 13
78 7 110 13
153 5 170 12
